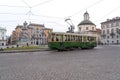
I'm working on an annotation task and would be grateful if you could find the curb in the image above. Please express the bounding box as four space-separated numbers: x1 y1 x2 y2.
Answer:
0 48 50 53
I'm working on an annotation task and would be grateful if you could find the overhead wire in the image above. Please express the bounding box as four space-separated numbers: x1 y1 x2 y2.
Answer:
0 0 63 22
94 4 120 22
2 0 118 28
0 12 25 15
0 0 53 8
32 0 54 8
68 0 120 28
64 0 104 29
20 0 63 22
32 13 64 19
21 0 31 8
0 12 64 20
71 0 103 17
0 5 28 8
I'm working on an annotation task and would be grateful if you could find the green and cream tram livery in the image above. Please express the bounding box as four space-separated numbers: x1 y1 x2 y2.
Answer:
48 32 97 50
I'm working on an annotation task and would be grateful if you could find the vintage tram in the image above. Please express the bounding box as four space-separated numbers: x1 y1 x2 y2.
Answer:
48 32 97 50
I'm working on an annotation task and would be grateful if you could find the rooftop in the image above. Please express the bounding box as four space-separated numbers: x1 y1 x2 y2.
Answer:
78 11 95 26
78 20 95 26
101 17 120 24
28 23 44 27
0 27 7 31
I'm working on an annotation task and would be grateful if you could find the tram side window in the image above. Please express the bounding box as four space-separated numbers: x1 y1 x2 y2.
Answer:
51 33 57 42
73 36 75 41
70 35 72 41
51 35 54 41
57 34 65 42
75 36 78 41
83 36 87 42
74 36 76 41
76 36 78 41
93 37 96 41
87 37 90 41
75 36 77 41
56 36 59 41
63 35 65 42
65 35 67 41
68 35 70 41
73 36 74 41
72 36 74 41
62 35 66 42
80 36 82 41
70 36 72 41
60 35 63 42
55 34 60 42
92 37 94 41
78 36 82 42
87 37 92 41
88 37 95 42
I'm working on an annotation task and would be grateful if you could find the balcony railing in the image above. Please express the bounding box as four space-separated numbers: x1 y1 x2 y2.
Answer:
101 34 106 37
116 29 120 34
110 32 115 36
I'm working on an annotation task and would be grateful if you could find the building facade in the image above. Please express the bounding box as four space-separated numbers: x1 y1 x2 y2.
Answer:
28 23 50 45
77 11 101 44
11 25 22 44
101 17 120 45
0 27 7 46
78 11 96 34
11 21 53 45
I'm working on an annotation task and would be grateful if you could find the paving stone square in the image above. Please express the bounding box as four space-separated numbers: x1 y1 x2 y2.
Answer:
0 45 120 80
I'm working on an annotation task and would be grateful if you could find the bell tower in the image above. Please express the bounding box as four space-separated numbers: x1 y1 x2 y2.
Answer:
84 11 89 20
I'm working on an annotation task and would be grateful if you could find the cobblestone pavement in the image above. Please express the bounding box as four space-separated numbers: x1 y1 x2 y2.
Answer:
0 45 120 80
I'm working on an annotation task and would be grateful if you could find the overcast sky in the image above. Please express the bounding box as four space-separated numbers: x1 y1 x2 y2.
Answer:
0 0 120 36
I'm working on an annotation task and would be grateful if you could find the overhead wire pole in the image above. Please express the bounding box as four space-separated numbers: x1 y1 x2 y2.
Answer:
0 0 68 30
0 0 63 22
21 0 56 45
20 0 57 22
21 0 33 20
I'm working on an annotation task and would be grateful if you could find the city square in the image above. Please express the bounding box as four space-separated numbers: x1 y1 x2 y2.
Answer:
1 1 120 80
0 45 120 80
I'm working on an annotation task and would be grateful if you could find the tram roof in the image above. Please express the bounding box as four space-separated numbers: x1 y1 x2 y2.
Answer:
50 32 96 37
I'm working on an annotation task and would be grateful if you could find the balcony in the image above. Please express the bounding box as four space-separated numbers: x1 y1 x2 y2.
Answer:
116 29 120 34
101 34 106 37
110 32 115 36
